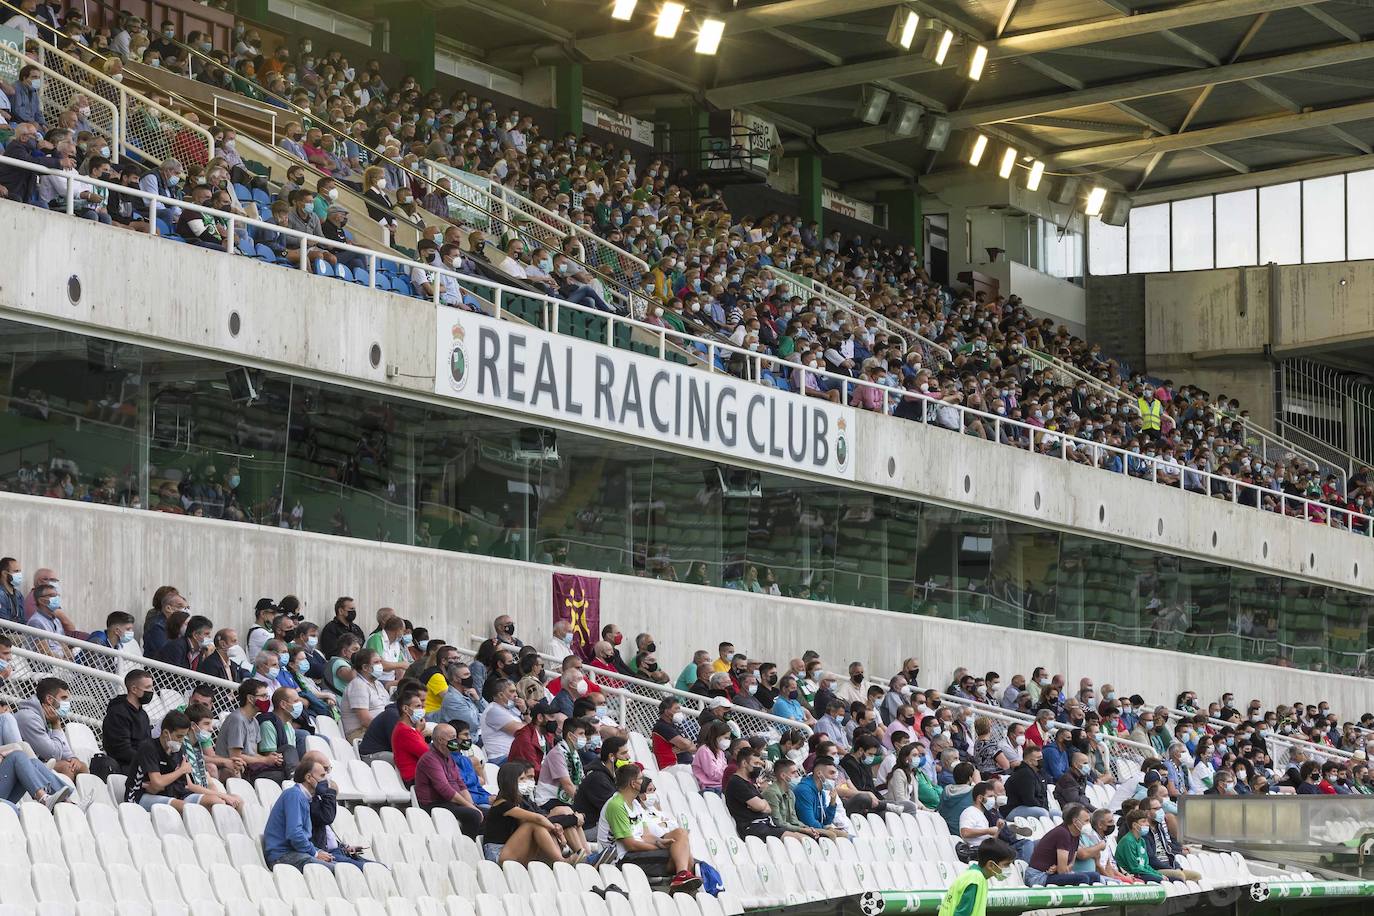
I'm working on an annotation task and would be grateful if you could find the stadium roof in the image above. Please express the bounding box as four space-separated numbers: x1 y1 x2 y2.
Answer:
375 0 1374 203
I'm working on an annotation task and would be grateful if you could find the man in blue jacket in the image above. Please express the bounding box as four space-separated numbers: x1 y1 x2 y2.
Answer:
793 755 847 836
263 757 334 870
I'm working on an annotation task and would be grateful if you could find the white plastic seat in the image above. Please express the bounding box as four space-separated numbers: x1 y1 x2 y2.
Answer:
150 805 188 839
226 833 265 870
237 865 276 904
332 864 369 903
352 805 384 844
398 834 431 866
364 863 400 900
379 806 411 837
419 862 454 899
324 899 356 916
446 897 477 916
477 861 509 895
140 863 182 904
346 761 387 804
447 863 481 899
473 895 504 916
273 864 312 903
193 834 229 869
392 862 430 900
502 860 536 896
36 903 78 916
209 864 249 905
34 862 77 903
372 760 412 804
162 835 199 869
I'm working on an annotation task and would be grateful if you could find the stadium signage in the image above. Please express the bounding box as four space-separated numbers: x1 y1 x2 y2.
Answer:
435 311 856 481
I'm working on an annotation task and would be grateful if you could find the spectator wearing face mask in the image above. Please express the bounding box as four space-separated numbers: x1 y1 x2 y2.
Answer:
321 204 366 271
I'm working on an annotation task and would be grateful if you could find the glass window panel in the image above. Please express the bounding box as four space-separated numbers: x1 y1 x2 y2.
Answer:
1347 171 1374 260
1128 203 1170 273
1087 217 1127 276
1215 189 1257 268
1259 183 1301 265
1302 175 1345 263
1171 196 1214 271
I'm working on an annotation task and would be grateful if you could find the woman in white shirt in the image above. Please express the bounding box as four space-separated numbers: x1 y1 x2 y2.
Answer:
341 648 390 741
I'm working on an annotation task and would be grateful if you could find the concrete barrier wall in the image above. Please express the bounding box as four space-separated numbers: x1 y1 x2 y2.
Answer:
2 491 1371 720
3 202 1372 594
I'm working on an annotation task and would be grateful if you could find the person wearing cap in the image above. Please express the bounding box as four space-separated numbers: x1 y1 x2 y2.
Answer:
507 700 558 771
246 599 280 661
321 203 366 272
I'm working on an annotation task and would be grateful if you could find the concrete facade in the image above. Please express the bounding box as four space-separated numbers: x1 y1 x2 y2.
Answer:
2 491 1371 720
2 202 1372 597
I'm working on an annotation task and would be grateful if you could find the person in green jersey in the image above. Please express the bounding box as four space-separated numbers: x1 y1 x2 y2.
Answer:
938 839 1015 916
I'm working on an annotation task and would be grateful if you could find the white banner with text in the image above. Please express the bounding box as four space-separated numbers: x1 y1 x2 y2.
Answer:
434 310 856 481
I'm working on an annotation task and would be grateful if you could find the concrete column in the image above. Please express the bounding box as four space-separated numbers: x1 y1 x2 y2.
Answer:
877 188 922 254
654 105 709 169
383 3 436 90
555 62 583 137
796 153 823 234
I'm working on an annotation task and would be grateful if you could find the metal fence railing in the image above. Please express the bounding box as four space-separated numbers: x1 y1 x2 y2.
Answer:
9 150 1374 545
1279 358 1374 471
1166 707 1354 773
29 36 214 169
772 267 952 367
1023 346 1343 488
0 619 239 744
461 637 810 743
0 44 120 163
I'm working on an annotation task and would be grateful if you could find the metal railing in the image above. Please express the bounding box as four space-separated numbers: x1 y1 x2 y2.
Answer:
931 691 1152 777
1022 346 1342 487
1279 358 1374 470
0 44 120 162
462 636 810 742
131 28 638 310
8 151 1374 544
1166 706 1354 772
0 618 238 743
29 34 215 168
772 266 952 366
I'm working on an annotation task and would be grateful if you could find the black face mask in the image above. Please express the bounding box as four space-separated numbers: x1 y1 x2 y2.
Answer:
345 609 356 623
541 719 558 734
644 641 657 654
503 623 516 636
851 674 864 684
461 676 475 688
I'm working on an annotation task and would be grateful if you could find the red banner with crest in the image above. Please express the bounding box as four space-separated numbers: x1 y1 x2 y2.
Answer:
553 573 600 662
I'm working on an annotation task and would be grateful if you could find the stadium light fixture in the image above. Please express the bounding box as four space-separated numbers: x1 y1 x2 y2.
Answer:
1026 160 1045 191
998 146 1016 179
968 134 988 167
696 17 725 54
886 8 920 50
924 25 955 65
1085 185 1108 216
962 45 988 81
611 0 637 20
655 1 686 38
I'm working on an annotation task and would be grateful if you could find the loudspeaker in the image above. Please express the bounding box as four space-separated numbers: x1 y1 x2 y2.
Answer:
923 115 952 151
225 367 257 404
1102 195 1132 226
888 100 924 137
854 86 891 126
1049 177 1082 206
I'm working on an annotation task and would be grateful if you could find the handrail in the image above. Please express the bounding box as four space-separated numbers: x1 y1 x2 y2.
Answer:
0 618 238 689
7 151 1374 544
1167 706 1354 763
463 635 812 736
134 27 638 308
924 690 1155 761
213 92 277 146
0 43 120 161
772 266 952 366
1022 345 1340 488
30 33 215 166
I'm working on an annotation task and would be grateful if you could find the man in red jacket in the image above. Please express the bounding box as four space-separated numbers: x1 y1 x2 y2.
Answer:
507 701 559 770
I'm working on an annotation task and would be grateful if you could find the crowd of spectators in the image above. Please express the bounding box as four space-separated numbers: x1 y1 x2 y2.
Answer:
3 557 1374 887
2 2 1370 540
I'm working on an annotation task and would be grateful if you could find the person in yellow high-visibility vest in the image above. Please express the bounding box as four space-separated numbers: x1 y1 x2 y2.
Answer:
1137 388 1163 438
938 839 1016 916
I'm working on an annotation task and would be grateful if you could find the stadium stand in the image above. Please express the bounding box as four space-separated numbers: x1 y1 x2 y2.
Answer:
0 604 1363 915
6 1 1374 913
1 0 1371 549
